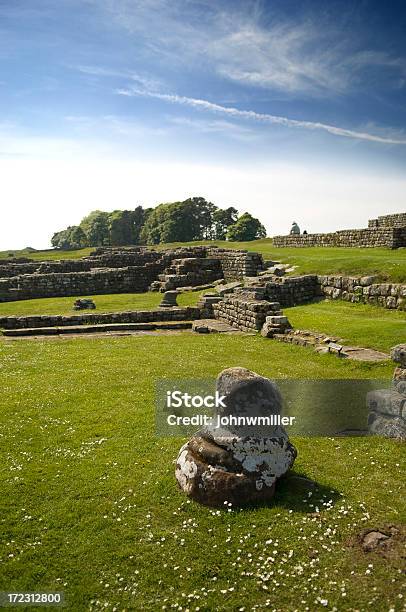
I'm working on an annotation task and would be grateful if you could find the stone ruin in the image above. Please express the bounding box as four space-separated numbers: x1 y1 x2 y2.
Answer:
367 344 406 440
0 243 405 311
0 246 263 302
273 212 406 249
175 367 297 506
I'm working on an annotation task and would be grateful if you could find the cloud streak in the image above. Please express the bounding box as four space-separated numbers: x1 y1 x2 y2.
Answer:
102 0 406 96
116 88 406 145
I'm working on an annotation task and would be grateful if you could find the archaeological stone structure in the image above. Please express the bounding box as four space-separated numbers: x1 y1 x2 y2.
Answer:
212 288 283 333
0 246 263 303
175 367 297 506
273 212 406 249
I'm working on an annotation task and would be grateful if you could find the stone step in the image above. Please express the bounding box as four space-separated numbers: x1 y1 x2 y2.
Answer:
2 321 193 337
192 319 242 334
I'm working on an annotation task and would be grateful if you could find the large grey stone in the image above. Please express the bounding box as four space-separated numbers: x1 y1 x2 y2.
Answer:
159 290 179 307
175 368 296 507
391 344 406 367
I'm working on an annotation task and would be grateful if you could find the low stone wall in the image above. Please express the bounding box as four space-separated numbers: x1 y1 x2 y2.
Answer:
0 263 40 277
151 257 223 291
273 227 406 249
318 275 406 310
36 260 93 273
85 248 170 269
213 294 280 332
239 274 405 310
265 275 320 307
0 306 202 330
0 264 164 301
368 213 406 229
207 248 263 280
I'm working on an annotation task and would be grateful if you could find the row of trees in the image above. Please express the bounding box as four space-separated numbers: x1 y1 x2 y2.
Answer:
51 197 267 250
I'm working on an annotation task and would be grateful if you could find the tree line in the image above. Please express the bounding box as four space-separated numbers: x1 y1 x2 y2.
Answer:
51 197 267 250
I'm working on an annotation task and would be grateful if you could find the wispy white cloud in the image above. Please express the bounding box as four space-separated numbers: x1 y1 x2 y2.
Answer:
74 64 163 91
116 88 406 145
100 0 406 96
167 116 257 141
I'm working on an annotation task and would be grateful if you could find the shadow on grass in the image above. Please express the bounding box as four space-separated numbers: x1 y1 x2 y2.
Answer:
242 470 341 514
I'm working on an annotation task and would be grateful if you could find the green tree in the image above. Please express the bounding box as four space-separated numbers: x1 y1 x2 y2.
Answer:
51 226 87 250
108 207 148 246
140 197 217 244
80 210 110 247
227 212 267 241
212 207 238 240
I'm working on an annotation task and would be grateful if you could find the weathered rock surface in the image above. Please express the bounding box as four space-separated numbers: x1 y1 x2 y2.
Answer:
391 344 406 367
159 290 179 307
367 347 406 439
175 367 297 507
192 319 241 334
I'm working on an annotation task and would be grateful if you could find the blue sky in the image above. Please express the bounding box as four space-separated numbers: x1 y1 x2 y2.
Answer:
0 0 405 248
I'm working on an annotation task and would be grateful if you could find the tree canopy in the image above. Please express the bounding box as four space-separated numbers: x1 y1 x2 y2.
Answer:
51 199 267 249
226 212 267 241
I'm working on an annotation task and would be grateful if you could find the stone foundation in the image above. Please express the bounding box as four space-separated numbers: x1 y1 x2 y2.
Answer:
213 294 281 332
318 275 406 310
0 246 264 302
265 275 320 307
237 274 406 310
273 212 406 249
0 306 202 330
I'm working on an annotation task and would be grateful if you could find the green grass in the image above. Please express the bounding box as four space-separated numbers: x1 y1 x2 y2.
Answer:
0 333 404 611
3 240 405 281
0 291 205 318
0 247 94 260
156 239 406 283
0 293 403 356
285 300 406 352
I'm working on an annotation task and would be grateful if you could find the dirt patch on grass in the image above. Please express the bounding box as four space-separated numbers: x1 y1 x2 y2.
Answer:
352 524 406 565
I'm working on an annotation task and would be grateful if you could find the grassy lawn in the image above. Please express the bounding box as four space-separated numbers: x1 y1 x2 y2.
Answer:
0 293 403 355
285 300 406 353
0 333 404 611
0 247 94 261
2 240 406 282
0 291 205 318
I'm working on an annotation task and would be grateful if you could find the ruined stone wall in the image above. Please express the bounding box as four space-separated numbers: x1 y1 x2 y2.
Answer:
207 248 263 280
318 275 406 310
0 263 40 277
272 227 406 249
84 249 168 269
264 275 320 307
0 264 164 301
0 246 264 302
0 306 202 330
212 293 279 332
242 274 405 310
153 257 223 291
368 213 406 229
